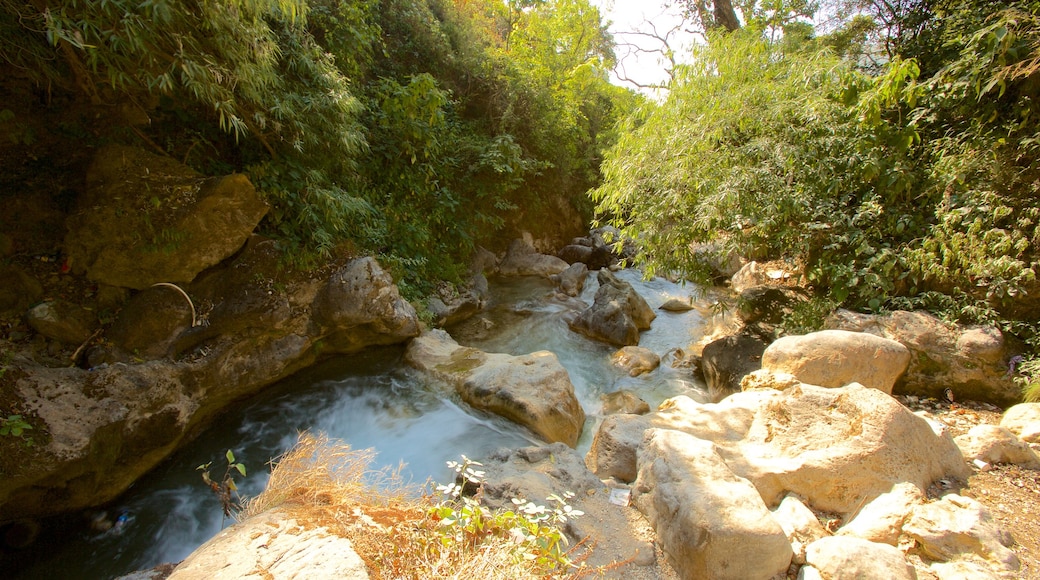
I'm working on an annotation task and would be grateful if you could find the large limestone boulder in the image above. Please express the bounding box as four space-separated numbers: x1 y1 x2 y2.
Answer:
737 383 970 515
633 428 793 580
903 494 1020 572
427 274 489 327
405 330 585 447
954 425 1040 469
498 239 569 277
168 509 368 580
65 145 268 289
1000 403 1040 443
760 329 911 394
700 333 766 401
568 270 655 346
802 536 916 580
825 309 1019 405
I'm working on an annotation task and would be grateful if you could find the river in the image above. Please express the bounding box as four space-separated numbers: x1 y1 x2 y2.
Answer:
11 270 718 579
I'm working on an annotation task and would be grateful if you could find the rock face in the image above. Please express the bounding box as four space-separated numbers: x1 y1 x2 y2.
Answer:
428 275 489 327
633 428 793 580
64 145 269 289
405 330 585 447
584 381 975 579
498 239 569 277
1 251 420 521
737 285 808 338
825 309 1019 405
760 329 911 394
700 333 766 402
903 494 1020 572
0 264 43 316
26 300 97 345
168 509 369 580
568 270 655 346
802 536 916 580
600 390 651 416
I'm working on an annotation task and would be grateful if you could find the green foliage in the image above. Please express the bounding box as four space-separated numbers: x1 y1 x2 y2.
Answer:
430 456 584 572
1017 357 1040 403
0 415 33 439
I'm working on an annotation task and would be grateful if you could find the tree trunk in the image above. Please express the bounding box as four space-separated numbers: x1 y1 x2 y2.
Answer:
713 0 741 32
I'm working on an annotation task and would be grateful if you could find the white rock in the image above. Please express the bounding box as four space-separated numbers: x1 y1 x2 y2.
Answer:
761 330 911 394
737 384 970 516
902 494 1019 572
633 428 792 580
928 559 1003 580
1000 403 1040 443
804 536 916 580
772 495 829 564
838 481 925 545
954 424 1040 469
169 509 368 580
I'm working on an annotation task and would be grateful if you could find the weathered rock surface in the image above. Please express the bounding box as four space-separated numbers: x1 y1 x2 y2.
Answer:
168 509 368 580
730 261 797 294
700 333 766 401
773 494 829 565
498 239 569 277
761 329 911 394
480 443 603 510
26 300 97 345
105 285 195 361
405 330 585 447
837 481 924 546
427 274 489 326
553 262 588 297
802 536 916 580
825 309 1020 405
600 390 651 416
1 254 420 521
1000 403 1040 443
903 494 1020 572
633 428 793 580
954 424 1040 469
610 346 660 377
64 145 268 289
569 270 655 346
737 284 808 338
658 298 694 312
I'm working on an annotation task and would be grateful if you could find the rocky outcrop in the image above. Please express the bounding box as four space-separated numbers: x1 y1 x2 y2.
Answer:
737 284 808 338
700 333 766 402
498 239 569 277
64 145 268 290
584 377 991 579
26 300 97 345
633 428 793 580
404 330 585 447
729 260 798 294
825 309 1020 405
600 390 651 416
802 536 916 580
903 494 1020 572
168 509 369 580
568 270 655 346
760 329 911 394
1 252 420 521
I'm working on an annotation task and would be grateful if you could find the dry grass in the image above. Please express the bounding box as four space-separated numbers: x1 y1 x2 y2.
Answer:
242 432 588 579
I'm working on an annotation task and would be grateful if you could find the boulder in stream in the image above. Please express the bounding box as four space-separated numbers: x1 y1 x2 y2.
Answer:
405 330 585 447
568 270 655 346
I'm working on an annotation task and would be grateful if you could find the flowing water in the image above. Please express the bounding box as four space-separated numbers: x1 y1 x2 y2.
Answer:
11 270 716 579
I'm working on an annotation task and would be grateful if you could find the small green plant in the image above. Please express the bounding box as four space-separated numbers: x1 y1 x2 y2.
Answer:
429 456 584 572
0 414 33 441
197 449 247 521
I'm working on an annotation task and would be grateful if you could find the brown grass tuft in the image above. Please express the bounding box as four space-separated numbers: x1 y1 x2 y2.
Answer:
241 432 590 579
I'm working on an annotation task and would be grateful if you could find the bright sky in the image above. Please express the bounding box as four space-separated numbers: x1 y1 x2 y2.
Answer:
591 0 697 94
